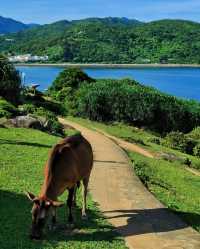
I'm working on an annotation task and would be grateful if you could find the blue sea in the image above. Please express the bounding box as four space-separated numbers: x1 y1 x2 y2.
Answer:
16 66 200 101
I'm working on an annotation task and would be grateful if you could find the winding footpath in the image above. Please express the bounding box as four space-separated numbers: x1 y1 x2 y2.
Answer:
59 118 200 249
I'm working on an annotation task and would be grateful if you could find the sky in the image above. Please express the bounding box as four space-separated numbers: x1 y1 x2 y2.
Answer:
1 0 200 24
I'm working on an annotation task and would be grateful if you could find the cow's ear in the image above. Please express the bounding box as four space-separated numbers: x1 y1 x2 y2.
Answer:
52 201 64 207
25 191 36 202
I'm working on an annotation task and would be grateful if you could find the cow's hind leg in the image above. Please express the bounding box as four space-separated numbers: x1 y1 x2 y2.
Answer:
67 187 75 225
82 177 89 219
72 181 80 207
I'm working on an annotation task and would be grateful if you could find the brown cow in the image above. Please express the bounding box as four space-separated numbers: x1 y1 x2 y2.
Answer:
26 133 93 240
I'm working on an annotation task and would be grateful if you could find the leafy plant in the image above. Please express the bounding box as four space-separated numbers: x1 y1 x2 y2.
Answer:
0 97 18 118
164 131 197 154
193 144 200 157
0 55 22 104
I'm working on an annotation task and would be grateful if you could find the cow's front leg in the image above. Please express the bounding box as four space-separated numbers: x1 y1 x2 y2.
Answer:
67 187 75 228
48 207 57 231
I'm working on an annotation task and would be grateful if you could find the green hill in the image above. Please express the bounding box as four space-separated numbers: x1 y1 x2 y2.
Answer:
1 18 200 63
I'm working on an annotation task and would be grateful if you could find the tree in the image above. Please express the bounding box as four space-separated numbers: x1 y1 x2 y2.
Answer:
0 55 21 104
48 67 95 113
50 67 94 93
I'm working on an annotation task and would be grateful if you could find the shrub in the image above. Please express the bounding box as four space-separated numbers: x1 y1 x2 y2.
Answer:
147 137 161 145
164 131 196 154
0 97 18 118
76 78 200 133
49 67 94 95
188 127 200 140
0 55 22 104
23 93 67 115
18 103 36 115
33 107 64 136
48 68 95 113
193 144 200 157
133 160 154 187
183 158 192 167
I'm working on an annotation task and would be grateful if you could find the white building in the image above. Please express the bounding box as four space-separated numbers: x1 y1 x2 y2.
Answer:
8 54 49 63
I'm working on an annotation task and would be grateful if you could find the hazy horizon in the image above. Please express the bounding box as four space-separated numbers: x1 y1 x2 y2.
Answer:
1 0 200 24
1 15 200 26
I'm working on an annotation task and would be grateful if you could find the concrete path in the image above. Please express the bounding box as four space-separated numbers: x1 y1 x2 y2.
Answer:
59 118 200 249
94 128 154 158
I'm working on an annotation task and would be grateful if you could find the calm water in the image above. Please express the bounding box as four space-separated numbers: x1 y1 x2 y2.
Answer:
16 66 200 101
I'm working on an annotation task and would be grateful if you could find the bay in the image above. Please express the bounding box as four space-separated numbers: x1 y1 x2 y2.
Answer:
16 66 200 101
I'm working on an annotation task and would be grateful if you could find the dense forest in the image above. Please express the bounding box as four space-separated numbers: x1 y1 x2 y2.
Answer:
1 18 200 63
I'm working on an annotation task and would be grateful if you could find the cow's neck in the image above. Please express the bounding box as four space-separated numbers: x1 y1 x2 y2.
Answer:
40 178 58 201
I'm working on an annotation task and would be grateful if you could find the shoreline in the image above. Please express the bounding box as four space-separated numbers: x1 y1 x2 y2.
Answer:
15 63 200 68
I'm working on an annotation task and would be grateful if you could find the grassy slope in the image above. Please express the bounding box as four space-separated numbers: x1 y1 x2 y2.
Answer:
128 152 200 232
69 117 200 170
68 117 200 232
0 127 127 249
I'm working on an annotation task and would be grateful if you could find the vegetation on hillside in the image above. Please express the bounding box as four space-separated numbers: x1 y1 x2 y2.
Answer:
129 152 200 232
48 67 94 114
68 117 200 170
1 18 200 63
75 77 200 133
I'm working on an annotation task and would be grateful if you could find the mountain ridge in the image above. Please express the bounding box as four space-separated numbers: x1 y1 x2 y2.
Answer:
0 16 40 34
1 17 200 64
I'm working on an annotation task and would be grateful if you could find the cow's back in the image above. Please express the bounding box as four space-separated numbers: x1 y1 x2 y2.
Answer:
50 134 93 193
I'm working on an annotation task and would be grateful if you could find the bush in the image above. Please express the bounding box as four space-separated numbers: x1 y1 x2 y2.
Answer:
47 68 95 114
164 131 197 154
193 144 200 157
33 107 64 136
18 103 36 115
133 160 154 187
0 55 22 104
23 93 67 115
0 97 18 118
188 127 200 140
147 137 161 145
49 67 94 96
76 78 200 133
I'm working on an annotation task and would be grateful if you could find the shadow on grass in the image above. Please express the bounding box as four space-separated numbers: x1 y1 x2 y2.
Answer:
103 208 200 236
0 139 52 148
0 190 122 249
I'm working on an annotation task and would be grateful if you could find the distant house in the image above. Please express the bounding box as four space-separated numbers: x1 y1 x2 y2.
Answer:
8 54 49 62
5 38 14 42
140 58 151 63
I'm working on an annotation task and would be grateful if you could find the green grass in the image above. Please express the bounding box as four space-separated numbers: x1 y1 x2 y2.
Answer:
68 117 200 170
0 127 127 249
128 152 200 232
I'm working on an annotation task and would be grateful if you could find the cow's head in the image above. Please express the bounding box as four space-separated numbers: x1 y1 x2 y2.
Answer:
26 192 64 240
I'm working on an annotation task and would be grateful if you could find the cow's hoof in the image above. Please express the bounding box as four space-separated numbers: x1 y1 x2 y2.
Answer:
81 214 88 220
48 225 57 231
66 223 75 229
